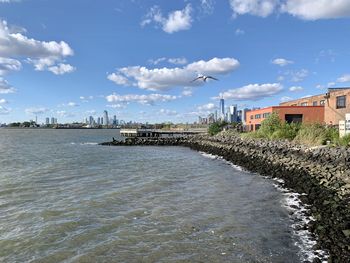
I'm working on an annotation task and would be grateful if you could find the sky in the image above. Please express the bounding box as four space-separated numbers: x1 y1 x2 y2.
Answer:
0 0 350 124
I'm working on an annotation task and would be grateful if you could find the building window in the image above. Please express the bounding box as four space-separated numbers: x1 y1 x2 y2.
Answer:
250 115 254 119
255 124 261 130
291 104 297 106
262 112 271 118
255 114 261 119
301 102 308 106
336 96 346 109
320 100 325 106
313 101 317 106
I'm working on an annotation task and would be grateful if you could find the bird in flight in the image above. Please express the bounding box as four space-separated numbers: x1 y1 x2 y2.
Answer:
191 75 219 82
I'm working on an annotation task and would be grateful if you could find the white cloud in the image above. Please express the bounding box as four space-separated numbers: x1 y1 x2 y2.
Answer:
327 82 336 87
0 78 15 94
281 0 350 20
235 28 245 35
0 0 19 3
181 88 193 97
272 58 293 67
285 69 308 82
337 74 350 83
186 57 240 75
48 63 75 75
199 0 215 15
149 57 188 66
215 83 283 100
280 96 293 103
289 86 303 92
0 57 21 75
107 72 131 85
141 4 193 34
0 105 10 114
168 57 188 65
106 93 178 106
229 0 278 17
25 107 48 115
197 102 217 111
0 98 7 104
106 104 127 109
0 20 74 74
159 109 178 116
229 0 350 20
108 57 239 91
79 96 93 102
67 102 78 107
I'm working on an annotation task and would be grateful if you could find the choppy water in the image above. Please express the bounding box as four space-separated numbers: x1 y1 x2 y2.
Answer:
0 129 317 262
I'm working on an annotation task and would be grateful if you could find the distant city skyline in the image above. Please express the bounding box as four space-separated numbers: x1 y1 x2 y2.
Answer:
1 1 350 124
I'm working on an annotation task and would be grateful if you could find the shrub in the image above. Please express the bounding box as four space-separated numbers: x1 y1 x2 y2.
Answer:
257 112 282 138
337 134 350 147
208 122 227 136
270 122 301 140
293 123 330 146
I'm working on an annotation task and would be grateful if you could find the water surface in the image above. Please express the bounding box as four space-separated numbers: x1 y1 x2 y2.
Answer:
0 129 303 262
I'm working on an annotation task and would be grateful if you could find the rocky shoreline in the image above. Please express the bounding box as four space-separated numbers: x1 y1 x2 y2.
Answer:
100 134 350 262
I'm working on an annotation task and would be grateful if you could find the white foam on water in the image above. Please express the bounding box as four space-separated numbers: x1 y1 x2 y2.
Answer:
80 142 98 145
199 152 244 171
199 150 328 262
273 182 329 262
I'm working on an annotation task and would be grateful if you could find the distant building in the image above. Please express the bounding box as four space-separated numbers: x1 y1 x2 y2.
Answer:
103 110 109 126
89 116 94 125
229 105 238 122
237 110 242 123
219 98 225 120
113 115 117 125
246 106 324 131
51 117 55 125
45 117 50 125
97 117 101 125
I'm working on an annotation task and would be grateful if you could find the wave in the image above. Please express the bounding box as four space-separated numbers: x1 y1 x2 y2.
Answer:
199 150 328 262
273 183 329 262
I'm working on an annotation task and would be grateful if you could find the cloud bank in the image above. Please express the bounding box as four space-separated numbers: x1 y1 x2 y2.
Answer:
108 57 240 91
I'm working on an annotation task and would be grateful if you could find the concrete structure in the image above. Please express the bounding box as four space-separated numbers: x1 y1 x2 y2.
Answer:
45 117 50 125
280 88 350 126
246 106 324 131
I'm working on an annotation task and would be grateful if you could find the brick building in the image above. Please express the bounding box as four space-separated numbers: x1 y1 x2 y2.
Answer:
280 88 350 126
246 106 324 131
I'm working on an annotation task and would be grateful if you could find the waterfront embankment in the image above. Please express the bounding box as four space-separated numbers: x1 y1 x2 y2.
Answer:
101 134 350 262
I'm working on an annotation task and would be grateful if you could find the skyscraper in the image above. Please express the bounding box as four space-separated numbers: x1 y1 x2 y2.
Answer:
45 117 50 125
113 115 117 125
103 110 109 126
219 98 225 121
229 105 238 122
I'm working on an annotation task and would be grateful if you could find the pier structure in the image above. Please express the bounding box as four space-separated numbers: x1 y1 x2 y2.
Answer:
120 128 206 138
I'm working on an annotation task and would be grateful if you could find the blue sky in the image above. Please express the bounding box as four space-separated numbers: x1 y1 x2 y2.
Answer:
0 0 350 124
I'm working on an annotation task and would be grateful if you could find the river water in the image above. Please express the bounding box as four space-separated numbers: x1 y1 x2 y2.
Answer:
0 129 315 262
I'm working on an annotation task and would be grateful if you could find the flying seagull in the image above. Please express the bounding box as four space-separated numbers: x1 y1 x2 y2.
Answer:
191 75 219 82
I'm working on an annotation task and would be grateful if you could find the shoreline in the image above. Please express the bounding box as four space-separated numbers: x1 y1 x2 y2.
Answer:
100 135 350 262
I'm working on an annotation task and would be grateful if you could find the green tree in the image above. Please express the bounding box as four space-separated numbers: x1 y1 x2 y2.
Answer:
208 121 227 136
258 112 282 138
